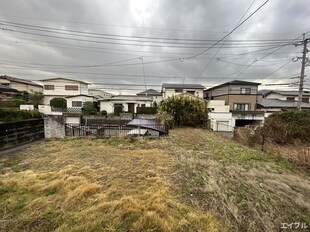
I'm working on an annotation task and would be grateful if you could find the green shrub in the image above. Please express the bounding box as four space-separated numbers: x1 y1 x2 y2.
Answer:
28 91 43 109
101 110 107 116
157 95 208 127
114 105 123 116
0 109 41 122
137 107 157 114
263 110 310 144
50 97 67 108
83 101 98 115
15 91 29 102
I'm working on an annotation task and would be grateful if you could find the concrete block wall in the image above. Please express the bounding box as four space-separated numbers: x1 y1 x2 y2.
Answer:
44 117 65 139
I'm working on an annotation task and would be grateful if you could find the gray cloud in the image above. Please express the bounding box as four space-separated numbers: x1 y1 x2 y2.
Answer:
0 0 309 94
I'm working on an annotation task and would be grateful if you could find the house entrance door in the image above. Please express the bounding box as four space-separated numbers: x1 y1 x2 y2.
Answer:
128 103 135 113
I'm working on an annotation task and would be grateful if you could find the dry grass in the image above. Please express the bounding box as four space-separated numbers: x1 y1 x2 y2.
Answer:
235 127 310 170
0 136 226 232
0 129 309 231
166 129 310 231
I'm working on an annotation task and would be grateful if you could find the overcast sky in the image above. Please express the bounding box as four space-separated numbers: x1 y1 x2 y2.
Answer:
0 0 309 94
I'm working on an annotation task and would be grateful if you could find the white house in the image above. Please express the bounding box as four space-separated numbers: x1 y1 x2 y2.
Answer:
65 94 94 108
100 95 153 114
162 83 205 99
40 77 89 105
0 75 43 93
136 89 163 104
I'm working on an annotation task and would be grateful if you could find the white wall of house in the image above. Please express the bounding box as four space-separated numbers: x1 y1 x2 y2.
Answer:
207 100 230 112
11 82 43 93
152 95 163 104
42 78 89 96
89 89 112 98
100 100 152 113
265 93 309 102
100 101 114 113
209 112 234 132
43 95 58 105
66 96 94 108
38 105 62 115
265 93 287 101
0 79 43 93
65 116 81 125
163 88 204 99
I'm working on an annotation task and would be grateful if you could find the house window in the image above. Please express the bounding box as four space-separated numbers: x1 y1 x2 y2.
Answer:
44 85 54 90
72 101 82 107
141 104 146 107
234 103 250 111
287 97 295 102
302 97 309 103
65 85 78 91
186 91 195 95
175 89 183 93
240 88 251 94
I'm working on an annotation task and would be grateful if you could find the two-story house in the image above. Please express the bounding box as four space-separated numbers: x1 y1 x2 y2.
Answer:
136 89 163 104
0 75 43 93
205 80 261 111
205 80 264 127
258 90 310 112
40 77 93 107
162 83 205 99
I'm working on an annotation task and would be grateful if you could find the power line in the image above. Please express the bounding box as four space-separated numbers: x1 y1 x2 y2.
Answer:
0 57 141 68
194 0 257 83
256 60 292 81
0 34 296 58
0 20 296 43
185 0 270 59
0 26 288 49
0 14 303 36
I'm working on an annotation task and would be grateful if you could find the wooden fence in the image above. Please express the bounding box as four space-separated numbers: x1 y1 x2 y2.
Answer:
0 119 45 150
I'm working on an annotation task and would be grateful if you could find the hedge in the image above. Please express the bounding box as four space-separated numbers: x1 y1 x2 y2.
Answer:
0 99 26 108
137 107 157 114
0 109 42 122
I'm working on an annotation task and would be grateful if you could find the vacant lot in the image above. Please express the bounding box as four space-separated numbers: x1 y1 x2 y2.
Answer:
0 128 309 231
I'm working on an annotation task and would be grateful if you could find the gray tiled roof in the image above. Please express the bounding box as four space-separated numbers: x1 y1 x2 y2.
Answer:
273 90 310 96
206 80 260 91
136 89 162 96
99 95 152 101
259 99 310 108
162 83 205 89
0 75 42 87
39 77 89 84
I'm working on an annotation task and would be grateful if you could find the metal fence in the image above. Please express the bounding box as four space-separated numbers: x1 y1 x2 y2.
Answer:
52 107 82 113
65 124 167 138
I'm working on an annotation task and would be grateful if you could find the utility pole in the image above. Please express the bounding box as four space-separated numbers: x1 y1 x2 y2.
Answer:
297 33 309 110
